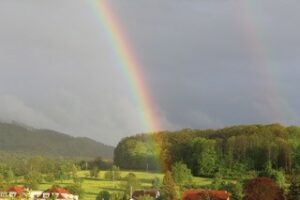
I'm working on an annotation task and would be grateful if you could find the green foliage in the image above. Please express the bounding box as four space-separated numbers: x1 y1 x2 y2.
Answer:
171 162 192 187
24 170 42 189
65 183 85 198
151 177 160 189
45 173 55 182
3 169 14 184
89 167 100 178
287 175 300 200
89 157 112 170
96 190 110 200
191 138 218 177
221 182 244 200
286 127 300 171
210 173 225 190
104 165 121 181
293 145 300 170
114 124 298 177
216 163 248 180
73 177 84 185
123 173 141 195
163 171 178 200
109 192 125 200
259 161 286 188
114 137 160 171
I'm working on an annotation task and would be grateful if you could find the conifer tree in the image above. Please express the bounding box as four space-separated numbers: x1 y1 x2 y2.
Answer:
163 170 178 200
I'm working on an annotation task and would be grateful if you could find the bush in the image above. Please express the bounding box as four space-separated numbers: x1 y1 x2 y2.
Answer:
96 190 110 200
287 175 300 200
123 173 141 195
259 162 286 188
221 182 243 200
151 177 161 189
104 165 121 181
171 162 193 187
89 167 100 178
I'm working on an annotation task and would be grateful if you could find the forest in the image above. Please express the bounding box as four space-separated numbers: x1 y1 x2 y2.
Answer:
114 124 300 177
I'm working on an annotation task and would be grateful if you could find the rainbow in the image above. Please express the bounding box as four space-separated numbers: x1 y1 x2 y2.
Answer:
88 0 291 173
234 1 289 123
89 0 161 133
89 0 165 170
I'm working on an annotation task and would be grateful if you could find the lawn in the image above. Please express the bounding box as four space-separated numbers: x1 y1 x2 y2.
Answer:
37 170 212 200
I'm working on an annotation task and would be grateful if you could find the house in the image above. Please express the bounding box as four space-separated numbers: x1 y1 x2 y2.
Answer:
182 189 230 200
0 186 77 200
131 190 160 200
0 190 7 199
7 186 25 198
29 191 44 200
35 187 78 200
0 186 43 200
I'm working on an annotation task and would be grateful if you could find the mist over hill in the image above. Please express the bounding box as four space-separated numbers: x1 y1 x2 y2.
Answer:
0 122 114 159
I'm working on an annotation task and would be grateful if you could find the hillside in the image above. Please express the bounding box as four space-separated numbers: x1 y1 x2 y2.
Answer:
115 124 300 174
0 122 114 159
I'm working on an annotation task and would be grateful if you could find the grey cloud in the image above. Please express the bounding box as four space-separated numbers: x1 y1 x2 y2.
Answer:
0 94 58 129
0 0 300 144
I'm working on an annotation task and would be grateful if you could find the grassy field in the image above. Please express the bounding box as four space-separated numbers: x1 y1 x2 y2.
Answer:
37 170 212 200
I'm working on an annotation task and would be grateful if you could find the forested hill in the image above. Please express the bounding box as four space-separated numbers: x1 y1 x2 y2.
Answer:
0 122 114 159
114 124 300 175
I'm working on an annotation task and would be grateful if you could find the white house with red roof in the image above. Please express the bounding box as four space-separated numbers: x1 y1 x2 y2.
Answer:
0 186 78 200
7 186 26 198
0 186 27 199
35 187 78 200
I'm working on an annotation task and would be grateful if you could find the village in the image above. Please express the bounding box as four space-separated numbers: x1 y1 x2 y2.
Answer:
0 186 78 200
0 186 230 200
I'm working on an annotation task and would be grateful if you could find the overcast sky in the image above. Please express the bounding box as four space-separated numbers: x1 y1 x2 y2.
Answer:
0 0 300 145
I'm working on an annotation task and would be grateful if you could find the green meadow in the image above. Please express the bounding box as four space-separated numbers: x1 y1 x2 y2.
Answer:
37 170 212 200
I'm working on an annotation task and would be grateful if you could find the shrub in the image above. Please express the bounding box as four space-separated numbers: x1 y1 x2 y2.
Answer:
287 175 300 200
104 165 121 181
171 162 193 187
96 190 110 200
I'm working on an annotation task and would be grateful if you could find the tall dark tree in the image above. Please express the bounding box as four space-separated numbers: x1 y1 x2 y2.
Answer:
163 171 178 200
89 166 99 178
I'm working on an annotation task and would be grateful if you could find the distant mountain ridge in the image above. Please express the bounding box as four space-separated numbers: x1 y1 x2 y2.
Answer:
0 122 114 159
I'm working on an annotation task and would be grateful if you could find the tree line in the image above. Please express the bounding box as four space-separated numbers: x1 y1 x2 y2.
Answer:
114 124 300 177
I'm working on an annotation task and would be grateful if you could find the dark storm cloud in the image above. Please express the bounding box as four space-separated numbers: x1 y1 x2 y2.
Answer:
0 0 299 144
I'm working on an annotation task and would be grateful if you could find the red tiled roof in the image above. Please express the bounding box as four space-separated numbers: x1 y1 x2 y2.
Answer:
182 189 230 200
7 186 25 195
38 187 70 198
48 187 70 194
